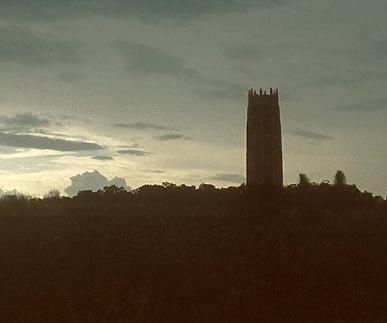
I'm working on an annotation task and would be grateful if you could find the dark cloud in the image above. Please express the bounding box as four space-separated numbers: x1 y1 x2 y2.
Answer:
117 143 139 148
289 130 333 141
56 71 83 83
114 122 175 131
31 129 89 140
0 90 6 104
142 169 165 174
224 46 259 60
306 68 386 88
196 77 247 101
119 42 248 100
117 149 151 156
58 114 93 124
0 131 103 151
210 173 245 183
120 42 199 78
92 155 114 160
0 25 80 65
337 98 387 112
307 75 361 87
64 170 130 197
198 85 246 101
0 0 268 21
156 134 189 141
356 32 387 62
0 112 52 128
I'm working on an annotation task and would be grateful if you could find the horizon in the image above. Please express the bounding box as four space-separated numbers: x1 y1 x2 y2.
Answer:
0 0 386 196
0 168 379 199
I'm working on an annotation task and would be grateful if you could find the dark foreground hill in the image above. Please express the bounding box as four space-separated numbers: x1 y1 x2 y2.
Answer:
1 183 387 323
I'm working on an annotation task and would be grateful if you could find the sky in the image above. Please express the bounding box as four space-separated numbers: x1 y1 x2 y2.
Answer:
0 0 386 196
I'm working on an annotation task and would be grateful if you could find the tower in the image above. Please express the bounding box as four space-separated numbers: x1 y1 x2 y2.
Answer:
246 88 283 188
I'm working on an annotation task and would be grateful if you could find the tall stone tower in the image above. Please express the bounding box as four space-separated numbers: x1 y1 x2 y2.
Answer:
246 88 283 188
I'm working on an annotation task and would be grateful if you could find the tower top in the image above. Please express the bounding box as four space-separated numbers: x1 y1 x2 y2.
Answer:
248 88 279 98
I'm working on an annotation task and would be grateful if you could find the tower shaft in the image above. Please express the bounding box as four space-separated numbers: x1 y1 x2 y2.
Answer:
246 88 283 188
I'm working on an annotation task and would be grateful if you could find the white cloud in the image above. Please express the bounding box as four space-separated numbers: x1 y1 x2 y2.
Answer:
64 170 130 197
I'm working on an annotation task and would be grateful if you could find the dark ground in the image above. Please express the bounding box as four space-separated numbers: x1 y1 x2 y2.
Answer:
1 184 387 322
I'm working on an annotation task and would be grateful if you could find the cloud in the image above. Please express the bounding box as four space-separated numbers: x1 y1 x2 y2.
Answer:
0 25 80 65
337 98 387 112
117 149 151 156
0 0 266 21
117 143 140 148
210 173 245 183
0 131 103 151
30 129 89 140
119 42 248 100
142 169 165 174
114 122 175 131
119 39 251 101
306 67 385 88
58 114 93 124
0 146 19 155
224 46 259 60
307 75 361 87
356 32 387 61
0 112 52 128
120 42 199 78
92 155 114 160
198 85 246 101
56 71 83 83
64 170 130 197
0 153 66 174
109 177 130 190
155 134 190 141
288 130 333 141
0 90 6 104
195 77 247 101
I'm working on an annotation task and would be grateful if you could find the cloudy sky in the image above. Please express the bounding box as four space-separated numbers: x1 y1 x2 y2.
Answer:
0 0 386 196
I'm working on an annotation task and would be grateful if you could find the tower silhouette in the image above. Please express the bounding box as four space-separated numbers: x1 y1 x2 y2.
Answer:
246 88 283 188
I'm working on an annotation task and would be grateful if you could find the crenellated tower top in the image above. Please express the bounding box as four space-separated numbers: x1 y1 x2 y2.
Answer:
248 88 279 105
248 87 279 97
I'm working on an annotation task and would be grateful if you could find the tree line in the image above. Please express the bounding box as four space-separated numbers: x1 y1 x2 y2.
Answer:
1 170 385 211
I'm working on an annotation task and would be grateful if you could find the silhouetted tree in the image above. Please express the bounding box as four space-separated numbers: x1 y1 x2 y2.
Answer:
334 170 347 186
43 189 61 199
298 173 311 187
1 174 387 323
103 185 127 195
162 182 177 189
77 190 94 198
198 183 216 193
